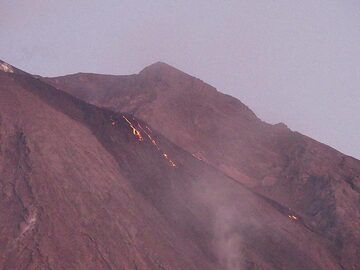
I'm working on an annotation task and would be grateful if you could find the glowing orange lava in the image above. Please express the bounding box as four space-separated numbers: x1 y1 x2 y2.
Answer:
151 139 158 146
169 160 176 167
130 120 177 168
138 123 160 149
122 116 143 141
288 215 298 221
162 152 177 167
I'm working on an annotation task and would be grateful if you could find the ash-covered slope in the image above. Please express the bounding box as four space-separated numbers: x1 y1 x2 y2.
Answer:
44 62 360 270
1 65 218 270
1 62 346 270
1 63 344 270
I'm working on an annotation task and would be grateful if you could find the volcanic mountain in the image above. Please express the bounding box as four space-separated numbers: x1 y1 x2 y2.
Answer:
0 60 359 270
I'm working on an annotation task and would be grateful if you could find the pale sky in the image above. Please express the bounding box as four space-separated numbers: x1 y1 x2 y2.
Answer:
1 0 359 159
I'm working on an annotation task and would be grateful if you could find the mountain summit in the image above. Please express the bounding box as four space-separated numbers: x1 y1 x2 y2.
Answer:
139 61 193 81
0 61 359 269
140 61 183 74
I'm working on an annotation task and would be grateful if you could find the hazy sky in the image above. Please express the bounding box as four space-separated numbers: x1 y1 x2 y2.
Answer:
1 1 360 159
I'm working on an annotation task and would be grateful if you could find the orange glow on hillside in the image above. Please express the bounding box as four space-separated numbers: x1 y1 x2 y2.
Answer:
288 214 299 221
120 116 176 168
122 116 143 141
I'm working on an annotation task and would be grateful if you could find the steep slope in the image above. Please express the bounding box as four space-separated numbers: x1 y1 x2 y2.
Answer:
0 67 220 270
1 64 348 270
1 62 349 270
44 62 360 269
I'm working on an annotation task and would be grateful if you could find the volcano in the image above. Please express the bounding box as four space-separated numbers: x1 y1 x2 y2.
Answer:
0 60 359 269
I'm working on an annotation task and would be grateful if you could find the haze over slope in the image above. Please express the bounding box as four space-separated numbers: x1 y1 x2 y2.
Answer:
0 60 358 269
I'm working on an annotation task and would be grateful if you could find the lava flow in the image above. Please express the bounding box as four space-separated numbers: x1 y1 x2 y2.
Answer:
138 123 176 167
120 116 177 167
288 214 299 221
122 116 143 141
138 123 160 149
162 153 177 167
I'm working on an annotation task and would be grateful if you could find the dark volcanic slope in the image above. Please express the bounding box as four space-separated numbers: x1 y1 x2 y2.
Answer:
44 62 360 270
0 64 346 270
0 60 359 270
1 63 348 270
1 69 204 270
